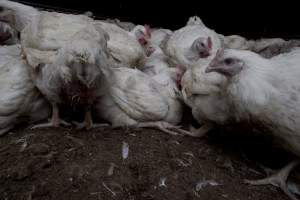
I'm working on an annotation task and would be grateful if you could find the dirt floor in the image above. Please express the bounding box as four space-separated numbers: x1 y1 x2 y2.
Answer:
1 122 298 200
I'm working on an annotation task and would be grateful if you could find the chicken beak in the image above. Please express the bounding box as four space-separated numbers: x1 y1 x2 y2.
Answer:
205 55 220 73
199 51 210 58
205 65 217 73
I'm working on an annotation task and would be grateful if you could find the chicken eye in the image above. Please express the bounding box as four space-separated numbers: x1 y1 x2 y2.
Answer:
200 43 205 47
0 7 3 12
224 58 234 65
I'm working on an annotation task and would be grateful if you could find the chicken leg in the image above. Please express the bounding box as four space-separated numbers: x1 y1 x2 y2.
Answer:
189 123 214 138
72 107 109 130
137 121 194 136
245 160 300 200
0 126 13 136
31 103 70 129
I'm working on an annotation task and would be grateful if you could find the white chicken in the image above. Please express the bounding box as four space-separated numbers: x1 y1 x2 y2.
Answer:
148 28 173 48
180 57 228 137
224 35 254 50
224 35 300 58
144 45 199 132
94 52 190 135
130 24 151 41
204 48 300 200
140 44 171 75
161 16 224 137
0 44 50 135
182 34 300 137
130 24 174 57
93 21 147 67
104 18 136 31
0 0 39 33
251 38 300 58
20 9 110 129
165 16 222 70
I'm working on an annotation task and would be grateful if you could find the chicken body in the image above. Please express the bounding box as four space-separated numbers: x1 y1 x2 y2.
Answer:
148 28 172 48
165 16 222 69
224 35 300 58
0 0 39 33
141 45 184 124
95 55 189 135
21 10 110 129
223 35 253 50
94 21 146 67
104 18 136 31
161 17 224 136
141 45 170 75
96 66 167 125
205 49 300 152
0 44 50 135
205 48 300 200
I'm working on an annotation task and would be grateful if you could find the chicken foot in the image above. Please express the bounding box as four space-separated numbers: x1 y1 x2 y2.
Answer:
72 108 109 130
137 121 193 136
245 160 300 200
0 126 13 136
31 103 70 129
189 123 214 138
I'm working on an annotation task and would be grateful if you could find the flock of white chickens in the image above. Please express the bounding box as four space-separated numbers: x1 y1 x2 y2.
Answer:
1 0 300 199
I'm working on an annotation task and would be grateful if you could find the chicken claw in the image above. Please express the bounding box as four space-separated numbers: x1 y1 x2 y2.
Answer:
188 123 214 138
72 109 109 130
0 126 13 136
31 103 70 129
137 121 194 136
245 160 300 200
31 119 70 129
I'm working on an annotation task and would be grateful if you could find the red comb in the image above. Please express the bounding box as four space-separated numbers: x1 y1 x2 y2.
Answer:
144 24 151 38
207 36 212 49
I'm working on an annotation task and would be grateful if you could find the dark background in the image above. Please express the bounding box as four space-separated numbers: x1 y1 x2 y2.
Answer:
14 0 300 39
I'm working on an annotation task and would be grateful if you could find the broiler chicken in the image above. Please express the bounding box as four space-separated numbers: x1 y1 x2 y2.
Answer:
20 8 110 129
0 0 39 33
94 52 191 135
104 18 136 31
224 35 254 50
93 21 147 67
140 44 199 135
165 16 222 70
224 35 300 58
204 48 300 200
180 57 228 137
0 44 50 135
130 24 173 56
149 28 172 48
0 0 40 45
181 36 300 137
130 24 155 56
129 24 172 55
166 17 225 136
140 44 171 76
251 38 300 58
130 24 152 43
